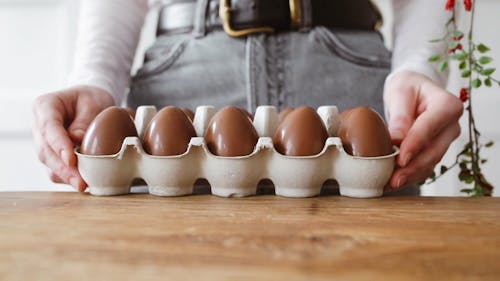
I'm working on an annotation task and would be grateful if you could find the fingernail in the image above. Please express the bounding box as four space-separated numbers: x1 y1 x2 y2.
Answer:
402 153 413 167
390 129 404 141
61 150 71 166
69 177 80 189
72 129 85 139
396 175 407 189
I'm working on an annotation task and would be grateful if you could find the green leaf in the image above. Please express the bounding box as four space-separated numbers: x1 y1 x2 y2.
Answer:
439 61 448 72
448 41 459 49
460 188 474 194
429 38 443 43
481 159 488 164
451 30 464 38
440 165 448 174
464 142 472 151
459 162 468 170
481 68 496 76
477 43 491 53
461 149 471 158
479 56 493 65
485 141 494 148
451 52 467 61
472 78 482 88
459 171 474 184
461 70 471 78
485 78 492 87
459 61 467 70
428 54 441 62
460 142 473 157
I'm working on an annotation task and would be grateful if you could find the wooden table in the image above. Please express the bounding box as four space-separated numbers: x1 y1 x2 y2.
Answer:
0 192 499 280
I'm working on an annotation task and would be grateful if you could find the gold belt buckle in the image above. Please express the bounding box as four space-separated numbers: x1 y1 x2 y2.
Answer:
219 0 303 37
220 0 302 37
289 0 302 28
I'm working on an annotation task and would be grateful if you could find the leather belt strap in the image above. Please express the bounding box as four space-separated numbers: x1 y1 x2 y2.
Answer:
157 0 382 36
299 0 313 30
158 1 198 35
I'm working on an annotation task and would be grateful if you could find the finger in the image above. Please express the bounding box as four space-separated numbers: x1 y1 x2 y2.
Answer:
390 122 461 189
385 167 435 193
398 88 462 167
67 104 102 144
385 89 418 146
34 96 77 167
32 125 46 155
34 121 87 192
39 141 86 191
49 171 64 184
392 123 460 189
42 121 77 167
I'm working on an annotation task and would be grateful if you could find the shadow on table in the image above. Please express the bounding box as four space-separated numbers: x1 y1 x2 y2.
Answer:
129 179 419 196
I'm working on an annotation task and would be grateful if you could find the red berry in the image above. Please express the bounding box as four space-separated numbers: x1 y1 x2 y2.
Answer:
446 0 456 10
478 177 493 193
460 88 469 102
464 0 472 11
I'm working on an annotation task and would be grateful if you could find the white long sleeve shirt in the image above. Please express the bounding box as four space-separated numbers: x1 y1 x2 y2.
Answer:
67 0 450 105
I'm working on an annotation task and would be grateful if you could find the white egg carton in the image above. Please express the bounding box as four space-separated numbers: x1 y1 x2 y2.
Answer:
76 105 399 198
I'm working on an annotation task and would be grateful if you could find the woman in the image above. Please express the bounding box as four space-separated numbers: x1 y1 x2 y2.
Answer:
32 0 463 193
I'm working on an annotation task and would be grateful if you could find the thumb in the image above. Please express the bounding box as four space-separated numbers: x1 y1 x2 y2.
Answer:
67 107 100 145
386 91 417 146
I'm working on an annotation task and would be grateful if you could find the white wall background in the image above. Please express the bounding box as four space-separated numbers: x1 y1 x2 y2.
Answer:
0 0 79 191
0 0 499 195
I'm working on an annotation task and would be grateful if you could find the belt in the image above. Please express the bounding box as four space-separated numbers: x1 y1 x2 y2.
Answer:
157 0 382 37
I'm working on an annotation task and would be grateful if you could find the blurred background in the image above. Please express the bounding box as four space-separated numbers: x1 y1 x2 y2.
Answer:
0 0 499 195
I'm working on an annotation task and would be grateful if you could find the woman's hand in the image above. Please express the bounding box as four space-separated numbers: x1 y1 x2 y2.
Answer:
384 71 464 190
32 86 114 191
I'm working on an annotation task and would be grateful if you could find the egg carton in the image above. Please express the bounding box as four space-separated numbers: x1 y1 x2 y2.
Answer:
76 105 399 198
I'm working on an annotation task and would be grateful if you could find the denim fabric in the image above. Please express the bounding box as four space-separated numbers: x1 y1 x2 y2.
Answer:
127 27 391 116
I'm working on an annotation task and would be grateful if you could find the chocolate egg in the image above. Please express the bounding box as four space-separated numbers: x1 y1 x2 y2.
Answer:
273 106 328 156
278 107 294 123
124 108 136 119
143 106 196 156
81 106 138 155
238 108 253 121
181 108 195 122
338 106 394 157
205 106 259 156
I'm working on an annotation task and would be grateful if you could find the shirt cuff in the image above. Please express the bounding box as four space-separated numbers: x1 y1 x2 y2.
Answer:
389 56 449 88
67 71 127 105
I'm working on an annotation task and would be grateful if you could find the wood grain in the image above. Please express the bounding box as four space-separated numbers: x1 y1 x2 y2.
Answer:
0 192 499 281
